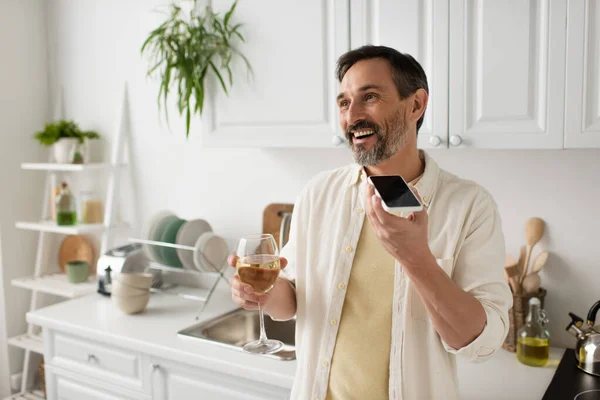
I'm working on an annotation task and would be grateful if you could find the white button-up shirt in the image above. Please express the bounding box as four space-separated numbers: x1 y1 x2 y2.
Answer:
280 151 513 400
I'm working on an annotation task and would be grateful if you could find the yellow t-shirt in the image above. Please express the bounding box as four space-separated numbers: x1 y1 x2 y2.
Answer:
326 173 422 400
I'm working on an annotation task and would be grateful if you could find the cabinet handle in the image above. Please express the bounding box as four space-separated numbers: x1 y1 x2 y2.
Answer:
87 354 97 363
428 135 441 147
151 363 161 372
331 135 344 146
449 135 463 147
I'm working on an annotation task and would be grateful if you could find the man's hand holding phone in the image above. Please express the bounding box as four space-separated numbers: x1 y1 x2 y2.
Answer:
365 178 434 269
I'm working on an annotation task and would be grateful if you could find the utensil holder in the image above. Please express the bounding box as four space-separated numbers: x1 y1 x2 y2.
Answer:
502 287 547 352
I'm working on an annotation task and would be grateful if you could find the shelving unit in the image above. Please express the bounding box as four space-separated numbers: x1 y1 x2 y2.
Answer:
11 274 97 299
7 334 43 355
7 84 132 398
21 162 110 172
4 389 45 400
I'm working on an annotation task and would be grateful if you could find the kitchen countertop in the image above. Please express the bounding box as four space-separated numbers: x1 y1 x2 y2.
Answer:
28 279 564 398
28 279 297 390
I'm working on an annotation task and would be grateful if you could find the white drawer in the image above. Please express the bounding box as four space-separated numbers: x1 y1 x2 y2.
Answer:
50 331 149 393
46 365 150 400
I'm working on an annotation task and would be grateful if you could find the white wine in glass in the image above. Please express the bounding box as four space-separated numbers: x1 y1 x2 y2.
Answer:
236 234 283 354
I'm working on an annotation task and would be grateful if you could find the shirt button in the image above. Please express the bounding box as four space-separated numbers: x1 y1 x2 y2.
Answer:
423 196 430 202
345 246 352 253
338 283 345 290
330 319 337 326
322 360 329 367
356 207 364 213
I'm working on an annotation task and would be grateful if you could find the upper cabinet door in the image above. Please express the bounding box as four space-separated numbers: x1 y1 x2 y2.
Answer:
449 0 567 149
201 1 349 148
565 0 600 148
350 0 449 149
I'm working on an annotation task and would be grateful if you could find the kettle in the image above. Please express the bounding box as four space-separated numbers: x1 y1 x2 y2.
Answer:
566 300 600 376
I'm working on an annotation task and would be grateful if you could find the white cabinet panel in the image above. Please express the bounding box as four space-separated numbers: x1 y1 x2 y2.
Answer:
565 0 600 148
150 358 290 400
46 365 148 400
49 331 147 392
350 0 449 149
202 0 349 148
449 0 567 148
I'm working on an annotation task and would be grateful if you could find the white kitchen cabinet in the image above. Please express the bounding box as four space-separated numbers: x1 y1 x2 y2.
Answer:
201 0 349 148
564 0 600 148
448 0 568 149
45 365 150 400
349 0 449 149
149 357 289 400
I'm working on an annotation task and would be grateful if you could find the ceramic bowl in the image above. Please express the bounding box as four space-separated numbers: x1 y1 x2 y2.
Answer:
112 292 150 315
111 280 149 297
115 272 153 290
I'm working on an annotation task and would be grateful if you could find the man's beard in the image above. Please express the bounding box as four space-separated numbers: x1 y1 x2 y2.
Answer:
347 110 407 167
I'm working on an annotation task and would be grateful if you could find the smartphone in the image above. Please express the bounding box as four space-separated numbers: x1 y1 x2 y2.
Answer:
368 175 423 213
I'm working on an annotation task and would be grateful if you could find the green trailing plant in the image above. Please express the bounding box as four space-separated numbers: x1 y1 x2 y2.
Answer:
141 0 250 138
33 120 100 147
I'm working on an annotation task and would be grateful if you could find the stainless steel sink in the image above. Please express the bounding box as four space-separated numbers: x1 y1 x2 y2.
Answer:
178 308 296 360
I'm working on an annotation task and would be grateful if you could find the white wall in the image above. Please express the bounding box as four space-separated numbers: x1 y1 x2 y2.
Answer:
45 0 600 353
0 0 49 394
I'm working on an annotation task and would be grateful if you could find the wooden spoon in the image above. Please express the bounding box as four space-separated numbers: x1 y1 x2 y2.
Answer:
505 263 521 293
520 218 545 283
515 245 526 283
530 251 549 275
522 272 541 294
505 254 516 268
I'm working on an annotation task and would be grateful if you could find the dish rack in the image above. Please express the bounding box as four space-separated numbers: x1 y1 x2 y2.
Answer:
128 238 229 315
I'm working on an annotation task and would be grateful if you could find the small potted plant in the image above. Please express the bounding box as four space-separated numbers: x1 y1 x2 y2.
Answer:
33 120 100 164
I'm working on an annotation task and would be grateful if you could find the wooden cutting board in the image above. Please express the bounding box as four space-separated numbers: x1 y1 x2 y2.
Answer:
262 203 294 249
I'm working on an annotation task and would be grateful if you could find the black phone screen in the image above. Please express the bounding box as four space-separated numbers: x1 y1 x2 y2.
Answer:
369 175 421 208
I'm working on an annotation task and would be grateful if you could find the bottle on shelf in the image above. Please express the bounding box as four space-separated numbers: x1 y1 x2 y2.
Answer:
56 181 77 226
516 297 550 367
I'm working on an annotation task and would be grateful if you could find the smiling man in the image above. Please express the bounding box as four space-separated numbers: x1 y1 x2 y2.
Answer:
228 45 513 400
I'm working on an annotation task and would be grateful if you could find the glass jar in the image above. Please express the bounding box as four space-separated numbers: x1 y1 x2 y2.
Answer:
55 182 77 226
516 297 550 367
80 190 103 224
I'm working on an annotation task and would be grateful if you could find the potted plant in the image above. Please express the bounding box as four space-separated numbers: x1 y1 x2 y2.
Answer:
33 120 100 164
141 0 251 138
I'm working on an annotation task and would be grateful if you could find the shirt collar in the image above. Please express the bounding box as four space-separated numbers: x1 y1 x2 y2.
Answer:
346 150 440 207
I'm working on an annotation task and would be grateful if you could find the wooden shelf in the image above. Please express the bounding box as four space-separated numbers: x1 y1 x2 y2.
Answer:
12 273 97 298
3 389 45 400
7 333 44 354
21 162 111 172
15 221 127 235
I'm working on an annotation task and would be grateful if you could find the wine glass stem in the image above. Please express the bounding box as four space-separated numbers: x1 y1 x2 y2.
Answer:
258 303 268 345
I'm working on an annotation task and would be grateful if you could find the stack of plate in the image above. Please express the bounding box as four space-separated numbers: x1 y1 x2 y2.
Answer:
140 210 229 272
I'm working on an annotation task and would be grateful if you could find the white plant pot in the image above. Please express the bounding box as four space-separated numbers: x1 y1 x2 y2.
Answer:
53 138 78 164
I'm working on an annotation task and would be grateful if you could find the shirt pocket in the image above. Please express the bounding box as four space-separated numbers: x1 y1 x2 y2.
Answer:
410 258 455 321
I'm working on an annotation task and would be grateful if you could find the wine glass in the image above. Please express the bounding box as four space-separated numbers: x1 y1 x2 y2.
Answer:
236 233 283 354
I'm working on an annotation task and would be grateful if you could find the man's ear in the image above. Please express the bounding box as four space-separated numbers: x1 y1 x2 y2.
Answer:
409 88 428 125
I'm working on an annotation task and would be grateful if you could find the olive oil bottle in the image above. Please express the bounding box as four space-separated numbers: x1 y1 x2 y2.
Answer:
516 297 550 367
56 182 77 226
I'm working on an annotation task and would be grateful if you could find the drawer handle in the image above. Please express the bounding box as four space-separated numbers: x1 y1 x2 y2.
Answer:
151 363 161 372
87 354 98 363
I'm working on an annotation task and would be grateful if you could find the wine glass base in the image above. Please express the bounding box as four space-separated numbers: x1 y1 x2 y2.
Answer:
243 339 283 355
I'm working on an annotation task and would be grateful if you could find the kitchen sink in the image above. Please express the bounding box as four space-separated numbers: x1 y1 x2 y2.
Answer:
178 308 296 360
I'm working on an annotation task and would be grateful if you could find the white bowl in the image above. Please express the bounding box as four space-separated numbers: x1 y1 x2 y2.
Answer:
112 292 150 315
111 280 149 297
115 272 153 290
